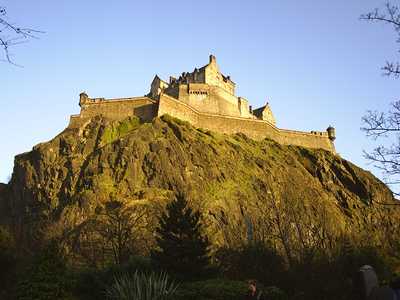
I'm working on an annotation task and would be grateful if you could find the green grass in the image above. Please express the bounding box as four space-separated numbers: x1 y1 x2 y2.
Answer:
101 117 141 145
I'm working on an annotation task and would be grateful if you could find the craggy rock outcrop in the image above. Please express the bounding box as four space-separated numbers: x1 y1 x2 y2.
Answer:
1 115 399 249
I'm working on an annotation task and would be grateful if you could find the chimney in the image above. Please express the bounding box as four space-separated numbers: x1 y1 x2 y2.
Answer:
209 54 216 64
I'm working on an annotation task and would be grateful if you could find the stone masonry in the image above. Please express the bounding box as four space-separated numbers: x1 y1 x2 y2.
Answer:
68 55 336 153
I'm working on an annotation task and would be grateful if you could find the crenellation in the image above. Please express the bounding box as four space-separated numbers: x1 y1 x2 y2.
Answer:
67 55 336 153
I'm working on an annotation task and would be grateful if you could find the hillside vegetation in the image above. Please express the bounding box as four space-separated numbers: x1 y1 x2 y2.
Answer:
0 115 399 299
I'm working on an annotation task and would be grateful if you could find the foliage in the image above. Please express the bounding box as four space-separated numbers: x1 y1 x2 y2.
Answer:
262 286 288 300
0 225 15 277
151 194 210 280
281 243 392 300
0 226 16 298
214 220 393 300
101 117 140 145
95 200 148 265
16 241 75 300
175 278 247 300
215 242 285 286
106 270 179 300
75 256 156 299
65 198 151 267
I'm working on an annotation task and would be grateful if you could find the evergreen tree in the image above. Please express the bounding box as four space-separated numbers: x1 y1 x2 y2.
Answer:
151 194 210 280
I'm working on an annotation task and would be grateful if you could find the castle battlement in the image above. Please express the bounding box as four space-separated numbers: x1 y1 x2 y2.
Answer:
68 56 336 153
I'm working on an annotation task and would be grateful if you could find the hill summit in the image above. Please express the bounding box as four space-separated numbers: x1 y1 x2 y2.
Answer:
0 114 398 257
70 55 335 152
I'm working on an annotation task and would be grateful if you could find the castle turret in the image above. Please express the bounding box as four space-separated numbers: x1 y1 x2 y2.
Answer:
327 126 336 141
79 92 89 107
209 54 217 65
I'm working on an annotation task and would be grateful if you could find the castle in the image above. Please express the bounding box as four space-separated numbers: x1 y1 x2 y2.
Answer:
69 55 336 153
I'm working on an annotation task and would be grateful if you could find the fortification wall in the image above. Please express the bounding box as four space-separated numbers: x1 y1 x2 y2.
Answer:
158 94 335 153
68 97 157 128
178 84 242 118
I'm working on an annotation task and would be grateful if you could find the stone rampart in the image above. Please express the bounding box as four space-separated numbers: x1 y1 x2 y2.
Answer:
67 93 335 153
68 97 157 128
158 94 335 152
177 84 243 117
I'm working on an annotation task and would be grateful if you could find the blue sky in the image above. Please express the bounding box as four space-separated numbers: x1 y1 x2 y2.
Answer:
1 0 400 186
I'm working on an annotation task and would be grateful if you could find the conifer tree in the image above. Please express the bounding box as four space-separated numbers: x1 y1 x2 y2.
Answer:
151 194 210 279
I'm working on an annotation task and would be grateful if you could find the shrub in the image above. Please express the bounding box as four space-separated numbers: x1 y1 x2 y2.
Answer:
101 116 140 145
262 286 288 300
281 245 392 300
215 242 285 286
16 241 74 300
75 256 157 299
0 226 16 298
106 271 179 300
175 278 247 300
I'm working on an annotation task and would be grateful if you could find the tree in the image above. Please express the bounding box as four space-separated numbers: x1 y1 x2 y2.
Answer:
0 6 43 65
0 226 16 296
361 2 400 197
16 241 72 300
95 200 148 265
151 194 210 280
65 199 150 267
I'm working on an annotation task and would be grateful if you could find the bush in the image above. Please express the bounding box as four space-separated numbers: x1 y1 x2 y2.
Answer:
215 242 285 286
175 278 248 300
16 241 74 300
262 286 288 300
106 271 179 300
75 256 156 299
0 226 16 277
101 116 140 145
0 226 16 298
281 245 392 300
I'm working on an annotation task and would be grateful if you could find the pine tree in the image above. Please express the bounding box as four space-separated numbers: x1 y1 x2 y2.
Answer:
151 194 210 279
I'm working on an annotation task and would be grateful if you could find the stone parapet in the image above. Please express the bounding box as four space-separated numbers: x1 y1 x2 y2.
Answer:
157 94 335 153
68 96 158 128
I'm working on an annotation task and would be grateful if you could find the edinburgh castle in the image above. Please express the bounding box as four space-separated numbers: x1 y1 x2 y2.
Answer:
68 55 336 153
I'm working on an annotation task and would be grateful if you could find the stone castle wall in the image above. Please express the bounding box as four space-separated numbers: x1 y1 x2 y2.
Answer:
157 94 335 152
67 94 335 153
68 97 157 128
177 84 243 117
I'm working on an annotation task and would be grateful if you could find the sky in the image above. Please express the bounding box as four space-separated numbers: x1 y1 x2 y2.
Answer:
1 0 400 188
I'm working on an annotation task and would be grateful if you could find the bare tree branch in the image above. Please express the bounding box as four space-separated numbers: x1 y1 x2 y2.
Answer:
361 3 400 27
361 2 400 78
361 2 400 199
362 100 400 199
0 6 44 66
383 61 400 77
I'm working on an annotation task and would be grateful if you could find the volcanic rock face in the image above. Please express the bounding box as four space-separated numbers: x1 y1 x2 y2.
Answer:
1 115 399 251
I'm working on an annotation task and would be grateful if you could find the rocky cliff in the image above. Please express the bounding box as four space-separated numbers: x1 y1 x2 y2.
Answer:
1 115 399 256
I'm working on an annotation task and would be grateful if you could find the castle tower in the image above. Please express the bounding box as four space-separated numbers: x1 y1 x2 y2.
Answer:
79 92 89 107
253 102 276 125
327 126 336 141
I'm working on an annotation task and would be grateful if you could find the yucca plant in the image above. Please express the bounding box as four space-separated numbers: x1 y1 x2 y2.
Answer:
106 270 179 300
